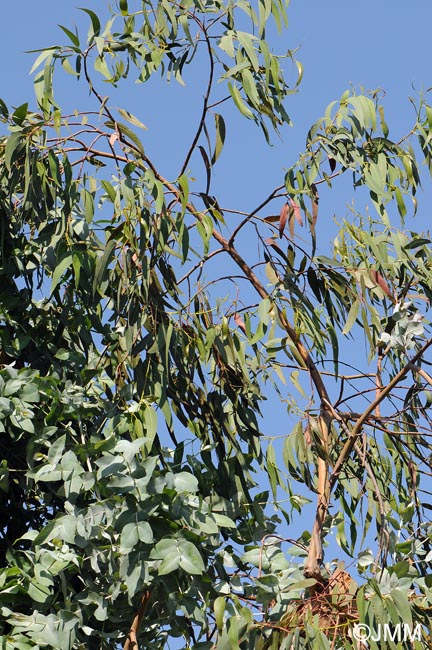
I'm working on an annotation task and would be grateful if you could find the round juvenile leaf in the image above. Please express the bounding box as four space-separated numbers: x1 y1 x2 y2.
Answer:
178 539 205 575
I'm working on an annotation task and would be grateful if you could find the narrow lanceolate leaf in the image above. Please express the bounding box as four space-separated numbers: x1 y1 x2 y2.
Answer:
395 186 407 219
237 31 259 72
199 145 211 193
279 202 289 238
178 174 189 213
311 183 319 232
290 198 303 226
93 239 117 296
370 270 392 298
5 132 24 171
264 214 280 224
51 254 73 292
228 82 254 119
342 298 360 335
79 7 101 37
106 120 145 154
117 108 147 130
58 25 80 48
290 370 307 398
211 113 226 165
214 596 226 633
288 203 296 240
234 313 246 333
307 267 322 302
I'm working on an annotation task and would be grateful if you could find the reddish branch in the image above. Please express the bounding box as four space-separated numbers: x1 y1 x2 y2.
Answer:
123 590 151 650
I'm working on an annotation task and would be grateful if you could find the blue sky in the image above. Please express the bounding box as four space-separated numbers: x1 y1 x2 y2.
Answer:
2 0 432 612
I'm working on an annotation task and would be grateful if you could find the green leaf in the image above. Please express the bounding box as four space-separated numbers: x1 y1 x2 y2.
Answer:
211 113 226 165
51 254 73 292
178 539 205 575
5 132 24 171
156 550 179 575
266 443 279 499
228 82 254 119
79 7 101 37
237 31 259 72
47 434 66 464
342 298 360 336
241 68 259 106
29 47 56 75
94 54 112 79
109 120 145 154
101 180 117 202
178 173 189 213
120 521 153 550
152 539 180 575
219 33 235 58
172 472 199 494
395 186 407 219
93 238 116 296
349 95 376 131
12 103 29 125
152 537 205 575
214 596 226 632
117 108 147 130
290 370 307 398
27 580 52 603
196 213 213 255
58 24 80 48
20 384 40 403
390 589 412 626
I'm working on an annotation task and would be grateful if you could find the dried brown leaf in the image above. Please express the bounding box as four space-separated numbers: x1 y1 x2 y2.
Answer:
279 202 289 238
370 270 392 298
311 183 318 233
234 312 246 333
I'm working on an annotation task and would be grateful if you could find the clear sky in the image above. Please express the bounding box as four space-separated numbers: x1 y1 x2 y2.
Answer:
2 0 432 600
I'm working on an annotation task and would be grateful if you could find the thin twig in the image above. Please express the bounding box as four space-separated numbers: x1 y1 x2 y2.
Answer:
179 19 214 177
330 337 432 490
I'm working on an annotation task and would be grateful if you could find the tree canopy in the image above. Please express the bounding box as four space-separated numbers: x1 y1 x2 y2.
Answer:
0 1 432 649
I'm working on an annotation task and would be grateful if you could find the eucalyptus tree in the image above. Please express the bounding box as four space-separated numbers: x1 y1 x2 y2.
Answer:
0 1 431 649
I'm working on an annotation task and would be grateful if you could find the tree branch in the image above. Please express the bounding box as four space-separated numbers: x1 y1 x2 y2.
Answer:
123 590 151 650
329 337 432 491
179 20 214 177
